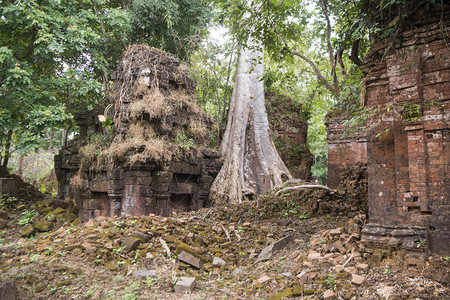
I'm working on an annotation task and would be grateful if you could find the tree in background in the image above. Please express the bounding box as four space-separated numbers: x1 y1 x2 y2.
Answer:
210 1 292 204
0 0 212 177
207 0 376 186
129 0 212 59
0 0 129 175
189 38 237 145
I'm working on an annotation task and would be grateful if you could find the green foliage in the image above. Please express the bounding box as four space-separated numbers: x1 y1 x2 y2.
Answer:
84 290 94 298
175 131 196 150
8 150 58 194
123 281 140 300
0 195 18 211
130 0 212 59
416 238 426 248
144 275 160 287
18 210 38 226
189 39 236 133
326 274 336 290
402 103 421 121
0 0 130 170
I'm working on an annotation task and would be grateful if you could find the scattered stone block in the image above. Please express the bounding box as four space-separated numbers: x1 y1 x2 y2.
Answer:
270 285 303 299
356 263 368 270
309 236 323 247
323 289 336 300
352 251 361 257
0 243 15 253
351 274 366 285
34 220 52 232
175 277 196 293
333 254 345 264
52 207 65 215
178 251 204 268
132 231 150 243
25 274 38 284
333 265 344 273
307 250 322 260
121 237 142 253
255 235 293 263
276 218 292 226
322 253 335 261
81 242 96 254
415 286 425 293
303 261 314 268
296 270 310 283
0 281 16 300
334 240 347 253
344 267 357 274
232 268 243 277
19 225 34 238
105 262 117 271
281 272 292 278
212 257 226 266
255 275 271 284
345 233 359 244
132 270 157 279
329 228 342 236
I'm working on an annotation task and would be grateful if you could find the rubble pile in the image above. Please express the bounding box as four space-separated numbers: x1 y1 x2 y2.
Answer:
335 162 368 214
0 191 448 299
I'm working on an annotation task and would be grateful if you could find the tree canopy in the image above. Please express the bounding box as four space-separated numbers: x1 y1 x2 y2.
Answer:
129 0 212 58
0 0 130 173
0 0 211 174
1 0 439 180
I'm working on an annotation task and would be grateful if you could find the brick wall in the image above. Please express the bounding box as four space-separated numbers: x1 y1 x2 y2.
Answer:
361 5 450 254
326 112 367 188
266 92 313 180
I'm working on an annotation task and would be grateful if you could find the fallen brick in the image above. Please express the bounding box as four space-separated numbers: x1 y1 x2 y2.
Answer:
175 277 196 293
323 289 336 300
351 274 366 286
178 251 204 269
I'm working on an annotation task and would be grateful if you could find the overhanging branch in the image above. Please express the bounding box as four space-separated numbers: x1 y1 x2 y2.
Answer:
274 29 337 96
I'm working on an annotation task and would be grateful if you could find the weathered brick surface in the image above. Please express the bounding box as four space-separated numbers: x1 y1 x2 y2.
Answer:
326 112 367 188
360 5 450 254
266 92 313 180
55 47 222 220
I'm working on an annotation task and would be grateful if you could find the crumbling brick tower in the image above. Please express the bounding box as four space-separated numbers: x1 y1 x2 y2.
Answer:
56 45 222 220
360 4 449 254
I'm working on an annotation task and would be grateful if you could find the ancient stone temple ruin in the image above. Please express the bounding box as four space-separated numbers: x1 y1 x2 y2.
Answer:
55 45 222 220
266 92 313 180
329 5 449 254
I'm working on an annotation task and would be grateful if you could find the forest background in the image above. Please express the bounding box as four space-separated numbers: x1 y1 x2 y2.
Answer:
1 0 428 192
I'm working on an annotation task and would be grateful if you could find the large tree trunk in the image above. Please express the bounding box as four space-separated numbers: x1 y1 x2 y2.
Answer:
210 34 292 204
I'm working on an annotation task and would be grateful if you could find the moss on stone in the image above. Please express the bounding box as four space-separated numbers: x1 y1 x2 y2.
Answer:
35 220 52 232
269 285 303 300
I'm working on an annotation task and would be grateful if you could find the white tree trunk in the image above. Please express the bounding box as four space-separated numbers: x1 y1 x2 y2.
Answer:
210 28 292 204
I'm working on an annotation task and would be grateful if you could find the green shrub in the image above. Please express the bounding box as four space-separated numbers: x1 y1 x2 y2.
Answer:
18 210 38 226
